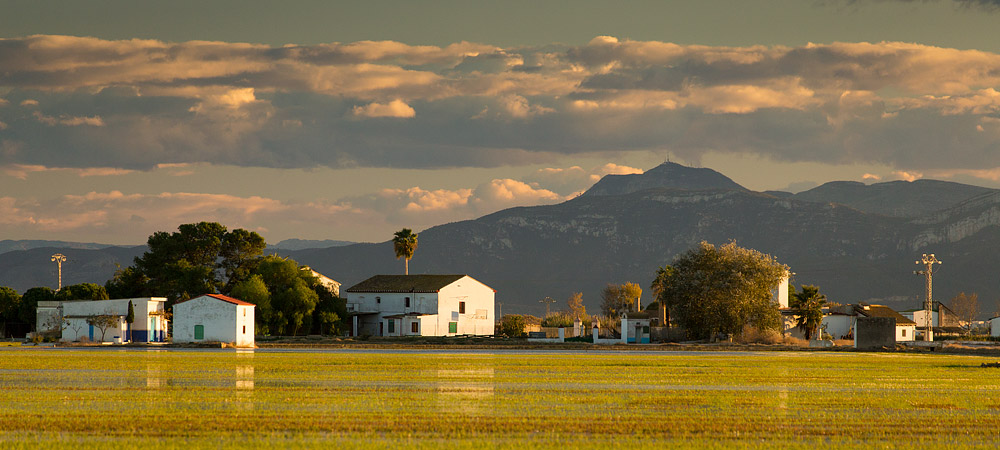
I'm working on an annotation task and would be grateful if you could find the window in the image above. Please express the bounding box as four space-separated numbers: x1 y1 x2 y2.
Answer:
388 319 395 333
901 329 906 337
194 325 204 340
243 309 246 317
449 322 458 333
459 301 466 314
376 296 381 304
411 322 419 333
405 297 410 307
242 325 246 334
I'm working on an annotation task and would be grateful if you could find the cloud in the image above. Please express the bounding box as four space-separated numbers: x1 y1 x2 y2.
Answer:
1 164 134 179
352 99 416 118
523 163 644 195
2 35 1000 173
33 111 104 126
892 170 923 182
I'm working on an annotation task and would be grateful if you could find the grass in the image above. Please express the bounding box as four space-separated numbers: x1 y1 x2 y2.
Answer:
0 348 998 448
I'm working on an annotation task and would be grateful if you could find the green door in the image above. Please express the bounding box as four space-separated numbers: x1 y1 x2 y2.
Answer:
194 325 204 340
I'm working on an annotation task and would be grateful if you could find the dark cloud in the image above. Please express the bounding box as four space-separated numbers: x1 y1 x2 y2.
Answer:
1 36 1000 174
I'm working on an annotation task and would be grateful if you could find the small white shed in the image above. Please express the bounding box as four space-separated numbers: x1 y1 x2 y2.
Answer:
173 294 255 347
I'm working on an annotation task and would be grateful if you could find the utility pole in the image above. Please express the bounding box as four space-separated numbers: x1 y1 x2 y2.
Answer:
51 253 67 291
914 253 942 342
539 297 556 317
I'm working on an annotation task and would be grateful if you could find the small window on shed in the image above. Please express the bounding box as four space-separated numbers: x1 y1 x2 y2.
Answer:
194 325 204 340
449 322 458 333
901 329 906 337
242 325 246 334
459 301 466 314
376 296 381 304
405 297 410 307
411 322 419 333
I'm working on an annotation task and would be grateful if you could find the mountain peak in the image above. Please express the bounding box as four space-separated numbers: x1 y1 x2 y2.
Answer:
582 162 746 196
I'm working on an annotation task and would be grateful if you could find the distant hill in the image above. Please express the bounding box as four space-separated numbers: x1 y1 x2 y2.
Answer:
0 240 117 254
582 162 746 196
268 239 357 251
0 246 145 293
284 166 1000 317
4 163 1000 320
791 179 995 218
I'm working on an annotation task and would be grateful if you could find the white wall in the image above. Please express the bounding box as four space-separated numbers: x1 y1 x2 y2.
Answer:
58 298 167 343
173 296 255 347
990 318 1000 337
434 276 495 336
897 325 916 342
347 275 496 337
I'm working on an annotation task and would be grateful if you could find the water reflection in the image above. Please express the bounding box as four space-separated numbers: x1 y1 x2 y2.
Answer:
434 367 495 414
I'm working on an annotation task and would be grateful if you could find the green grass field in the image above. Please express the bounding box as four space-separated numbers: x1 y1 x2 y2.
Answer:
0 348 998 448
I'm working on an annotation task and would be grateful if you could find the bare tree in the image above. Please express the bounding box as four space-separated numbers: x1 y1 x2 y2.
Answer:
86 310 122 342
950 292 980 335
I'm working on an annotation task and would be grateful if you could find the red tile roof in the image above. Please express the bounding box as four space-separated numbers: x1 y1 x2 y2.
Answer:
202 293 255 307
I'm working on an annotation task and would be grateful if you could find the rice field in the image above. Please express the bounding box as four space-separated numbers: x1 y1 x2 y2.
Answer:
0 348 998 449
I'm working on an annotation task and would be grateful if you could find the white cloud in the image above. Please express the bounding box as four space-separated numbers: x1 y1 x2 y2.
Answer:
352 99 416 118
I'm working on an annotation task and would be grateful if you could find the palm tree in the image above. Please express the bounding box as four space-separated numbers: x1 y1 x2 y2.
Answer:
392 228 418 275
790 285 827 340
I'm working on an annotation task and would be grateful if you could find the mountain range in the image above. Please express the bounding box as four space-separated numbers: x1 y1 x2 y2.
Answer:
4 162 1000 317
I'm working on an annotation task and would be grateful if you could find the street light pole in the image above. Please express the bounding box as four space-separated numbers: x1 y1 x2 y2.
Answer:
539 297 556 317
51 253 67 291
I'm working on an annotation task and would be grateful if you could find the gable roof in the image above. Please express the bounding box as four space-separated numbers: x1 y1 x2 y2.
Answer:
860 305 916 325
345 274 471 293
176 293 256 307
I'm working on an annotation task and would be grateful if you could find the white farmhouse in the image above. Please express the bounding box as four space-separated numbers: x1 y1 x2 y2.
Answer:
41 298 169 343
345 274 495 337
172 294 256 347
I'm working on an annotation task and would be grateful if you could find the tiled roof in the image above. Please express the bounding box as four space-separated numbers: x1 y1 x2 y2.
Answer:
176 293 256 307
861 305 916 325
345 275 469 293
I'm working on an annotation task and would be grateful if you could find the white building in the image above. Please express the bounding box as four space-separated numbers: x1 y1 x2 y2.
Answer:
303 267 341 297
39 298 169 343
172 294 256 347
772 271 790 308
345 274 495 337
989 316 1000 337
782 303 916 342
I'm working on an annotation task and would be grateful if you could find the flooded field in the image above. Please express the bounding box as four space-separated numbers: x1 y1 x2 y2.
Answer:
0 348 997 448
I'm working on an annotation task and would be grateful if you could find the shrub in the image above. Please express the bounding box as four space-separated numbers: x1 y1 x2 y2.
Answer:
499 315 527 338
735 325 782 344
540 312 574 328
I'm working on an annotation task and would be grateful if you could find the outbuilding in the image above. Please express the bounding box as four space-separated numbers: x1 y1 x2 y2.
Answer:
173 294 255 347
39 297 169 343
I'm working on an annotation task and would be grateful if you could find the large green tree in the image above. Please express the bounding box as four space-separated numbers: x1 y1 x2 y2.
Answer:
0 286 21 337
665 241 788 340
255 256 319 336
790 285 827 340
110 222 266 306
392 228 418 275
20 287 56 330
230 274 272 334
55 283 109 301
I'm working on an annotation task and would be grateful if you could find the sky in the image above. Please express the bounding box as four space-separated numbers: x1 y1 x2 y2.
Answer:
2 0 1000 245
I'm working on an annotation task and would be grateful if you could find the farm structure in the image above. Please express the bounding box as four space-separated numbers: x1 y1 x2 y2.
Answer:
782 303 915 342
37 298 168 343
345 274 495 337
172 294 256 347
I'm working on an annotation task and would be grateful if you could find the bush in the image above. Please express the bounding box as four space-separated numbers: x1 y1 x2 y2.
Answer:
540 312 575 328
735 325 782 344
499 315 527 338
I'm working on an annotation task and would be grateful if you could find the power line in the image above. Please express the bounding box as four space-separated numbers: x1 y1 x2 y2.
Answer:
914 253 941 342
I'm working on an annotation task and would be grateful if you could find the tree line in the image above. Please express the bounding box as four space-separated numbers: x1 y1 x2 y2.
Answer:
0 222 349 338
